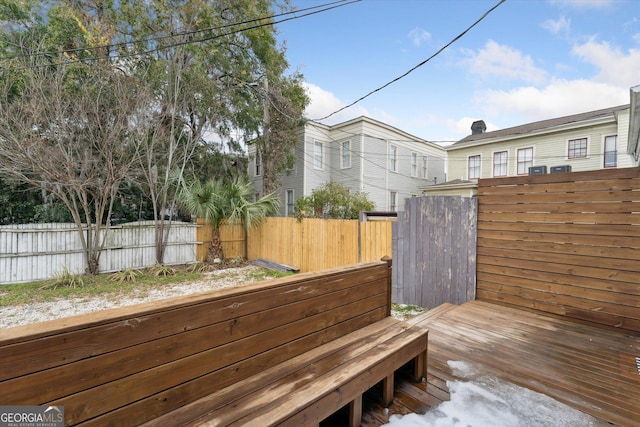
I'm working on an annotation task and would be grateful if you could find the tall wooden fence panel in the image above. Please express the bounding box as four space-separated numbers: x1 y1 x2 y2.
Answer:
360 221 394 262
243 217 393 273
196 220 246 261
476 167 640 334
393 196 478 309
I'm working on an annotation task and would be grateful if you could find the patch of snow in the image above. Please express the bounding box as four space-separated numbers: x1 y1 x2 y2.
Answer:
383 361 598 427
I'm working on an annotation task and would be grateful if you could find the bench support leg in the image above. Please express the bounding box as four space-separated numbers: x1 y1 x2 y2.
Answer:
383 373 394 407
414 336 429 381
349 394 362 427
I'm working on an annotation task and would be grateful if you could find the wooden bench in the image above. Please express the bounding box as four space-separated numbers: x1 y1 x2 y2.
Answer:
0 260 428 426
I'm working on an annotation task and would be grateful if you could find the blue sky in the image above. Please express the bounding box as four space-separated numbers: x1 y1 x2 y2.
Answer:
275 0 640 144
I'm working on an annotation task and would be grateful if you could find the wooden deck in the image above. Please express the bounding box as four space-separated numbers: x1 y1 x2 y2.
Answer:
323 300 640 426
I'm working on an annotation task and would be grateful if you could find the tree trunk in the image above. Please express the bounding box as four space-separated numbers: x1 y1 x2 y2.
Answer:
207 227 225 263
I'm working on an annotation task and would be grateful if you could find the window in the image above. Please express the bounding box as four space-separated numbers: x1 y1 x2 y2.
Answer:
285 189 295 216
313 141 323 169
517 147 533 175
411 152 418 177
254 151 261 176
568 138 588 159
422 156 428 179
468 155 481 179
604 135 617 168
390 191 397 212
341 140 351 168
389 145 398 172
493 151 508 177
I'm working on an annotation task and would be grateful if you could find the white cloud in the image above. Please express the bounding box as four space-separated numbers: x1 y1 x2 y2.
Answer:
541 16 571 36
571 39 640 87
302 82 369 124
467 37 638 128
408 27 431 47
462 40 548 85
475 79 628 122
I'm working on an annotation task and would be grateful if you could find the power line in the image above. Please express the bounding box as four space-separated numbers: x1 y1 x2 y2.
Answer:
0 0 362 71
313 0 507 121
0 0 355 62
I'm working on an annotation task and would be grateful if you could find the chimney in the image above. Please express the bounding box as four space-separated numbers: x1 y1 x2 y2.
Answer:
471 120 486 135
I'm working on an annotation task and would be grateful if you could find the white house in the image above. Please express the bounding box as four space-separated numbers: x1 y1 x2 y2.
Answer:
249 116 447 216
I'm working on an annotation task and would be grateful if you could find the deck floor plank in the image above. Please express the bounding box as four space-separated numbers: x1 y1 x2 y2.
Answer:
353 300 640 427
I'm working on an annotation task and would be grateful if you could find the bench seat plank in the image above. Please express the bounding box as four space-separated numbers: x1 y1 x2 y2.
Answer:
1 261 416 427
146 317 402 426
184 321 428 426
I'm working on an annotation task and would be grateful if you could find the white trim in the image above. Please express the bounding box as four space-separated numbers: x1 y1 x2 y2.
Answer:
340 139 352 169
389 144 398 173
285 189 295 217
422 155 429 179
467 154 481 180
602 134 618 168
566 136 590 160
313 140 324 170
389 190 398 212
516 146 534 175
491 149 508 177
411 152 418 177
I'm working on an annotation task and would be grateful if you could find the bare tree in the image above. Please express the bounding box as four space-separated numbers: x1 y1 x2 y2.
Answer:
0 60 152 274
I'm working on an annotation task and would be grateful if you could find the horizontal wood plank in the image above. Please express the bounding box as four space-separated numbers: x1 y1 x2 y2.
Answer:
1 261 399 426
404 301 640 427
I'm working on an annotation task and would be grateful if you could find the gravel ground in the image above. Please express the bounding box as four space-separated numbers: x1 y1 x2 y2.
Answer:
0 265 264 329
1 265 425 329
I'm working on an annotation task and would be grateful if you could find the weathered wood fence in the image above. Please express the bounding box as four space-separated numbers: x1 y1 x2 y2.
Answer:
0 221 196 284
392 196 478 309
476 167 640 334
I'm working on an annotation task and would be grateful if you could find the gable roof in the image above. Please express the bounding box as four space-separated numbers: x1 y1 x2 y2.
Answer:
449 104 629 150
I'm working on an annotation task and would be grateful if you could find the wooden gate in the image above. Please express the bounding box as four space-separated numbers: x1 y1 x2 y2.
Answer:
392 196 478 308
476 167 640 334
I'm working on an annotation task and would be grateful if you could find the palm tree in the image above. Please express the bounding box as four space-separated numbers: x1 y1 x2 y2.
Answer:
179 176 279 261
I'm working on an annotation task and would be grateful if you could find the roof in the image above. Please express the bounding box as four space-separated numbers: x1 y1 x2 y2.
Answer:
306 116 445 151
429 179 475 187
450 104 629 149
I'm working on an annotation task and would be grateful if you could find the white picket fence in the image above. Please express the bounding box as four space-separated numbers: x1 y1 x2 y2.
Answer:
0 221 198 284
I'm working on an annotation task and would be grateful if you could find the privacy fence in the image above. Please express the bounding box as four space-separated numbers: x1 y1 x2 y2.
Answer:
198 217 394 273
476 167 640 334
0 221 196 284
1 217 393 284
392 196 478 309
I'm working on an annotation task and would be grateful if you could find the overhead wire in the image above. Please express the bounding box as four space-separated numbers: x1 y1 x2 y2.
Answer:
0 0 355 62
0 0 362 71
312 0 508 121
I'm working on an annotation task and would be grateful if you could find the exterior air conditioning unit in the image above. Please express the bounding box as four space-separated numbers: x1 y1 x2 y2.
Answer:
528 165 547 175
550 165 572 174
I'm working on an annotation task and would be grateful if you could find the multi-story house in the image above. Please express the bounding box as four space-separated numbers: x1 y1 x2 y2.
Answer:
249 116 447 216
427 104 635 197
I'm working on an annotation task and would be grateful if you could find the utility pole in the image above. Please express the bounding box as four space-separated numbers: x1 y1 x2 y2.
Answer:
261 77 270 196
